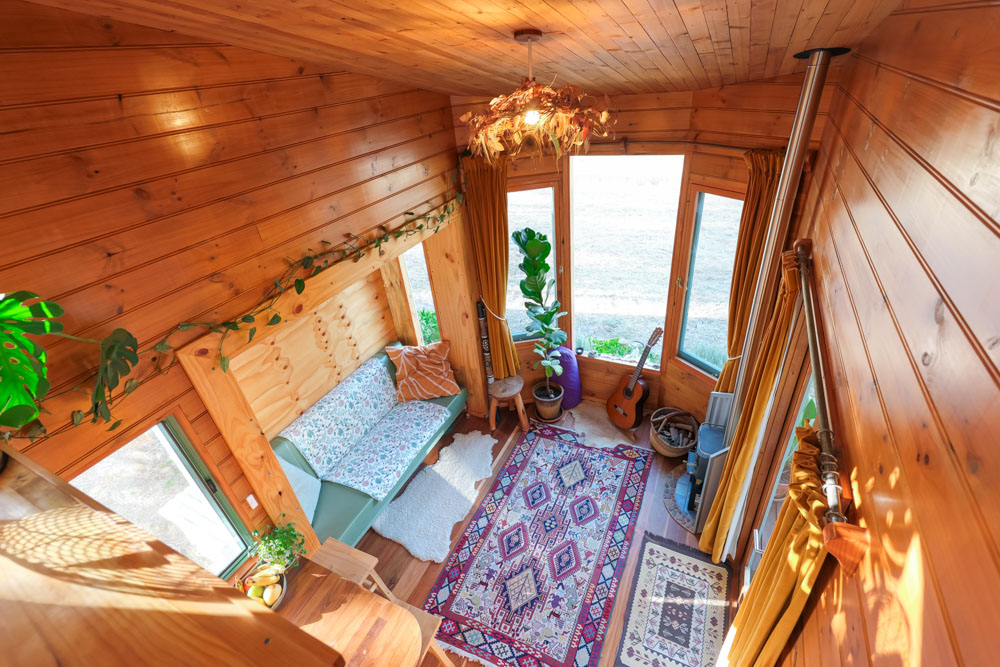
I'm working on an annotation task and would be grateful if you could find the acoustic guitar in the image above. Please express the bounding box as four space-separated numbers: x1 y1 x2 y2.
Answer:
606 327 664 429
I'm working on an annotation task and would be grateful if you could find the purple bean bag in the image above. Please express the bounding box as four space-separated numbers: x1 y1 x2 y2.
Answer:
551 345 582 409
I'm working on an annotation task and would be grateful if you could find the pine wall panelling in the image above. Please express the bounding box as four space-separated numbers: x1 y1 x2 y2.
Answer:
228 271 397 442
421 209 490 417
0 0 458 535
778 2 1000 664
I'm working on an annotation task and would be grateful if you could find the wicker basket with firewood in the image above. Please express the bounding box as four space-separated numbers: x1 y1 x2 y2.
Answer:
649 408 699 457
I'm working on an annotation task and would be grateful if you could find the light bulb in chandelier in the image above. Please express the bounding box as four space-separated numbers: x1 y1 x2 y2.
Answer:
523 109 541 126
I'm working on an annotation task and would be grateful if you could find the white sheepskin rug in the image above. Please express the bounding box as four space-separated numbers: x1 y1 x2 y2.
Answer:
564 400 631 448
372 430 496 562
562 400 654 451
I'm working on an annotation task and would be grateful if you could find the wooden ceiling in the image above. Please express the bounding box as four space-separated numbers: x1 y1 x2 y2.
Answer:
26 0 899 94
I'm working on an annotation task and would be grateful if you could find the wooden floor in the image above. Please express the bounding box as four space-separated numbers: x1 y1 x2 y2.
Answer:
356 401 708 666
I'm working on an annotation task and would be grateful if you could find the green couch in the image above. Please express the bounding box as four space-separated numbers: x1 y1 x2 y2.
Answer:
270 347 467 546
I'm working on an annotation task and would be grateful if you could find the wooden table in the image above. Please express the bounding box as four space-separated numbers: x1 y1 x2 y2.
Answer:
0 443 344 667
278 558 423 667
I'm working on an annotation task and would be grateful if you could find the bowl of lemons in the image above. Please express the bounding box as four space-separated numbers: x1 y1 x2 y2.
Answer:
241 564 286 610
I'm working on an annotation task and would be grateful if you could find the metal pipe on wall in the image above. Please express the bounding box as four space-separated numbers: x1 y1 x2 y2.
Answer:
723 47 849 449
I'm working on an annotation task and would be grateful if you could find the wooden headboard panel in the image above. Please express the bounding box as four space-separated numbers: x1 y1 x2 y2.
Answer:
229 270 395 440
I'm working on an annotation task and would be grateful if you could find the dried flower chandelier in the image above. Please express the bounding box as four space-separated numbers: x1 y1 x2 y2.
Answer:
461 29 613 164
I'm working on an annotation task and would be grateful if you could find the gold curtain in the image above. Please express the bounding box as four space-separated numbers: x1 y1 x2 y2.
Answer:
461 155 520 379
715 149 784 392
699 251 801 561
724 424 828 667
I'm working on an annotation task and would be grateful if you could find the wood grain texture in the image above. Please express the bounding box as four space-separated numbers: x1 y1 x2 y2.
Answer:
19 0 892 95
177 342 322 553
231 271 396 440
421 209 489 416
2 0 457 542
779 4 1000 664
0 442 344 667
279 560 422 667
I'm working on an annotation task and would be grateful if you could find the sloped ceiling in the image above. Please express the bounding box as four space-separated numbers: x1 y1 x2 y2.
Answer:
24 0 899 94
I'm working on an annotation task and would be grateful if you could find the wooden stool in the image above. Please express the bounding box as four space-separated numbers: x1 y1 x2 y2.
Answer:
488 375 530 432
311 539 455 666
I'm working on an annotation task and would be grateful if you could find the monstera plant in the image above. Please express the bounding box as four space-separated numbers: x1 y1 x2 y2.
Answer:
0 291 62 429
513 228 567 420
0 291 140 441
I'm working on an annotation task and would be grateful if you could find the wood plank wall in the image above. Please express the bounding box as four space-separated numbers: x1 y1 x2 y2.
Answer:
230 271 396 441
451 70 837 152
0 0 458 534
779 2 1000 664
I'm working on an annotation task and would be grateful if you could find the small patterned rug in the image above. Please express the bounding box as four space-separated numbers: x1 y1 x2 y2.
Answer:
662 463 697 534
615 533 730 667
425 422 652 666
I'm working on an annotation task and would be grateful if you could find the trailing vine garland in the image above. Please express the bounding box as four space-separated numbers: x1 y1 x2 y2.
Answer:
0 197 462 443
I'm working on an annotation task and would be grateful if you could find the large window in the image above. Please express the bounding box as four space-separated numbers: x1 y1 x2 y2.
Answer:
401 244 439 344
506 186 556 338
570 155 684 367
72 420 252 578
678 191 743 375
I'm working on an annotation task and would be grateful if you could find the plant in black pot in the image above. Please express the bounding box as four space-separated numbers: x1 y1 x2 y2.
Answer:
513 228 567 421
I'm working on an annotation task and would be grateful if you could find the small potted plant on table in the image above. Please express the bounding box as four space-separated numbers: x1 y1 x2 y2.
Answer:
513 228 567 421
242 517 305 610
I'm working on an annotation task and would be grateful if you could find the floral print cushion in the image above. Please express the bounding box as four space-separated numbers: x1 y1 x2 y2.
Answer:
325 400 451 501
278 358 397 478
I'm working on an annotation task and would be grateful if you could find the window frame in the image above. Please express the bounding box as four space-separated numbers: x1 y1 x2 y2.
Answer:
676 189 745 376
506 169 570 347
127 417 255 579
664 179 746 387
398 243 438 347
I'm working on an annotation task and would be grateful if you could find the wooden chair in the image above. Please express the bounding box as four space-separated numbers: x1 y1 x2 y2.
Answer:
488 374 530 433
312 539 455 667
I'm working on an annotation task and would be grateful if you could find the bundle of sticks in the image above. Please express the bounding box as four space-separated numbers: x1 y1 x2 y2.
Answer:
650 408 699 454
662 422 695 449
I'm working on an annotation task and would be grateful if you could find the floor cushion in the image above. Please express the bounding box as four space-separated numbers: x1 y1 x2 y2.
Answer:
325 400 451 501
277 357 397 478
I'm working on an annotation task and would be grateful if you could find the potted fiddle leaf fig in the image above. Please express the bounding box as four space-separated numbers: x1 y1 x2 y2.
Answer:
513 228 567 421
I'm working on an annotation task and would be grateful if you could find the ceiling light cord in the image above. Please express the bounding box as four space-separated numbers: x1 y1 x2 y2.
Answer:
528 41 533 81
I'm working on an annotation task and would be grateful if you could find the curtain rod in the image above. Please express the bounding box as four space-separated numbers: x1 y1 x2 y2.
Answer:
794 238 845 524
794 237 869 575
591 138 753 152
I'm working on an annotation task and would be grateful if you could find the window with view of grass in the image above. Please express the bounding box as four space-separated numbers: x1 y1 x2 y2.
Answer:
71 420 252 578
401 243 439 344
570 154 685 367
506 186 556 339
678 191 743 375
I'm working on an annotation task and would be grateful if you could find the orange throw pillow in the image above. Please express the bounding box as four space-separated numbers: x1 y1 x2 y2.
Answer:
386 341 461 401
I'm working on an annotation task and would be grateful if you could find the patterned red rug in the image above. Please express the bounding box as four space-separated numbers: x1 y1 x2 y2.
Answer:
425 422 652 666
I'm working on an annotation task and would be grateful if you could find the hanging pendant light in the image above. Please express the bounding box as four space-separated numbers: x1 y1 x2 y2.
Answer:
461 29 614 164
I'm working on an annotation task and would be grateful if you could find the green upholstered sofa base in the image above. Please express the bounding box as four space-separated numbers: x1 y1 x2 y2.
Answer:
270 348 467 547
